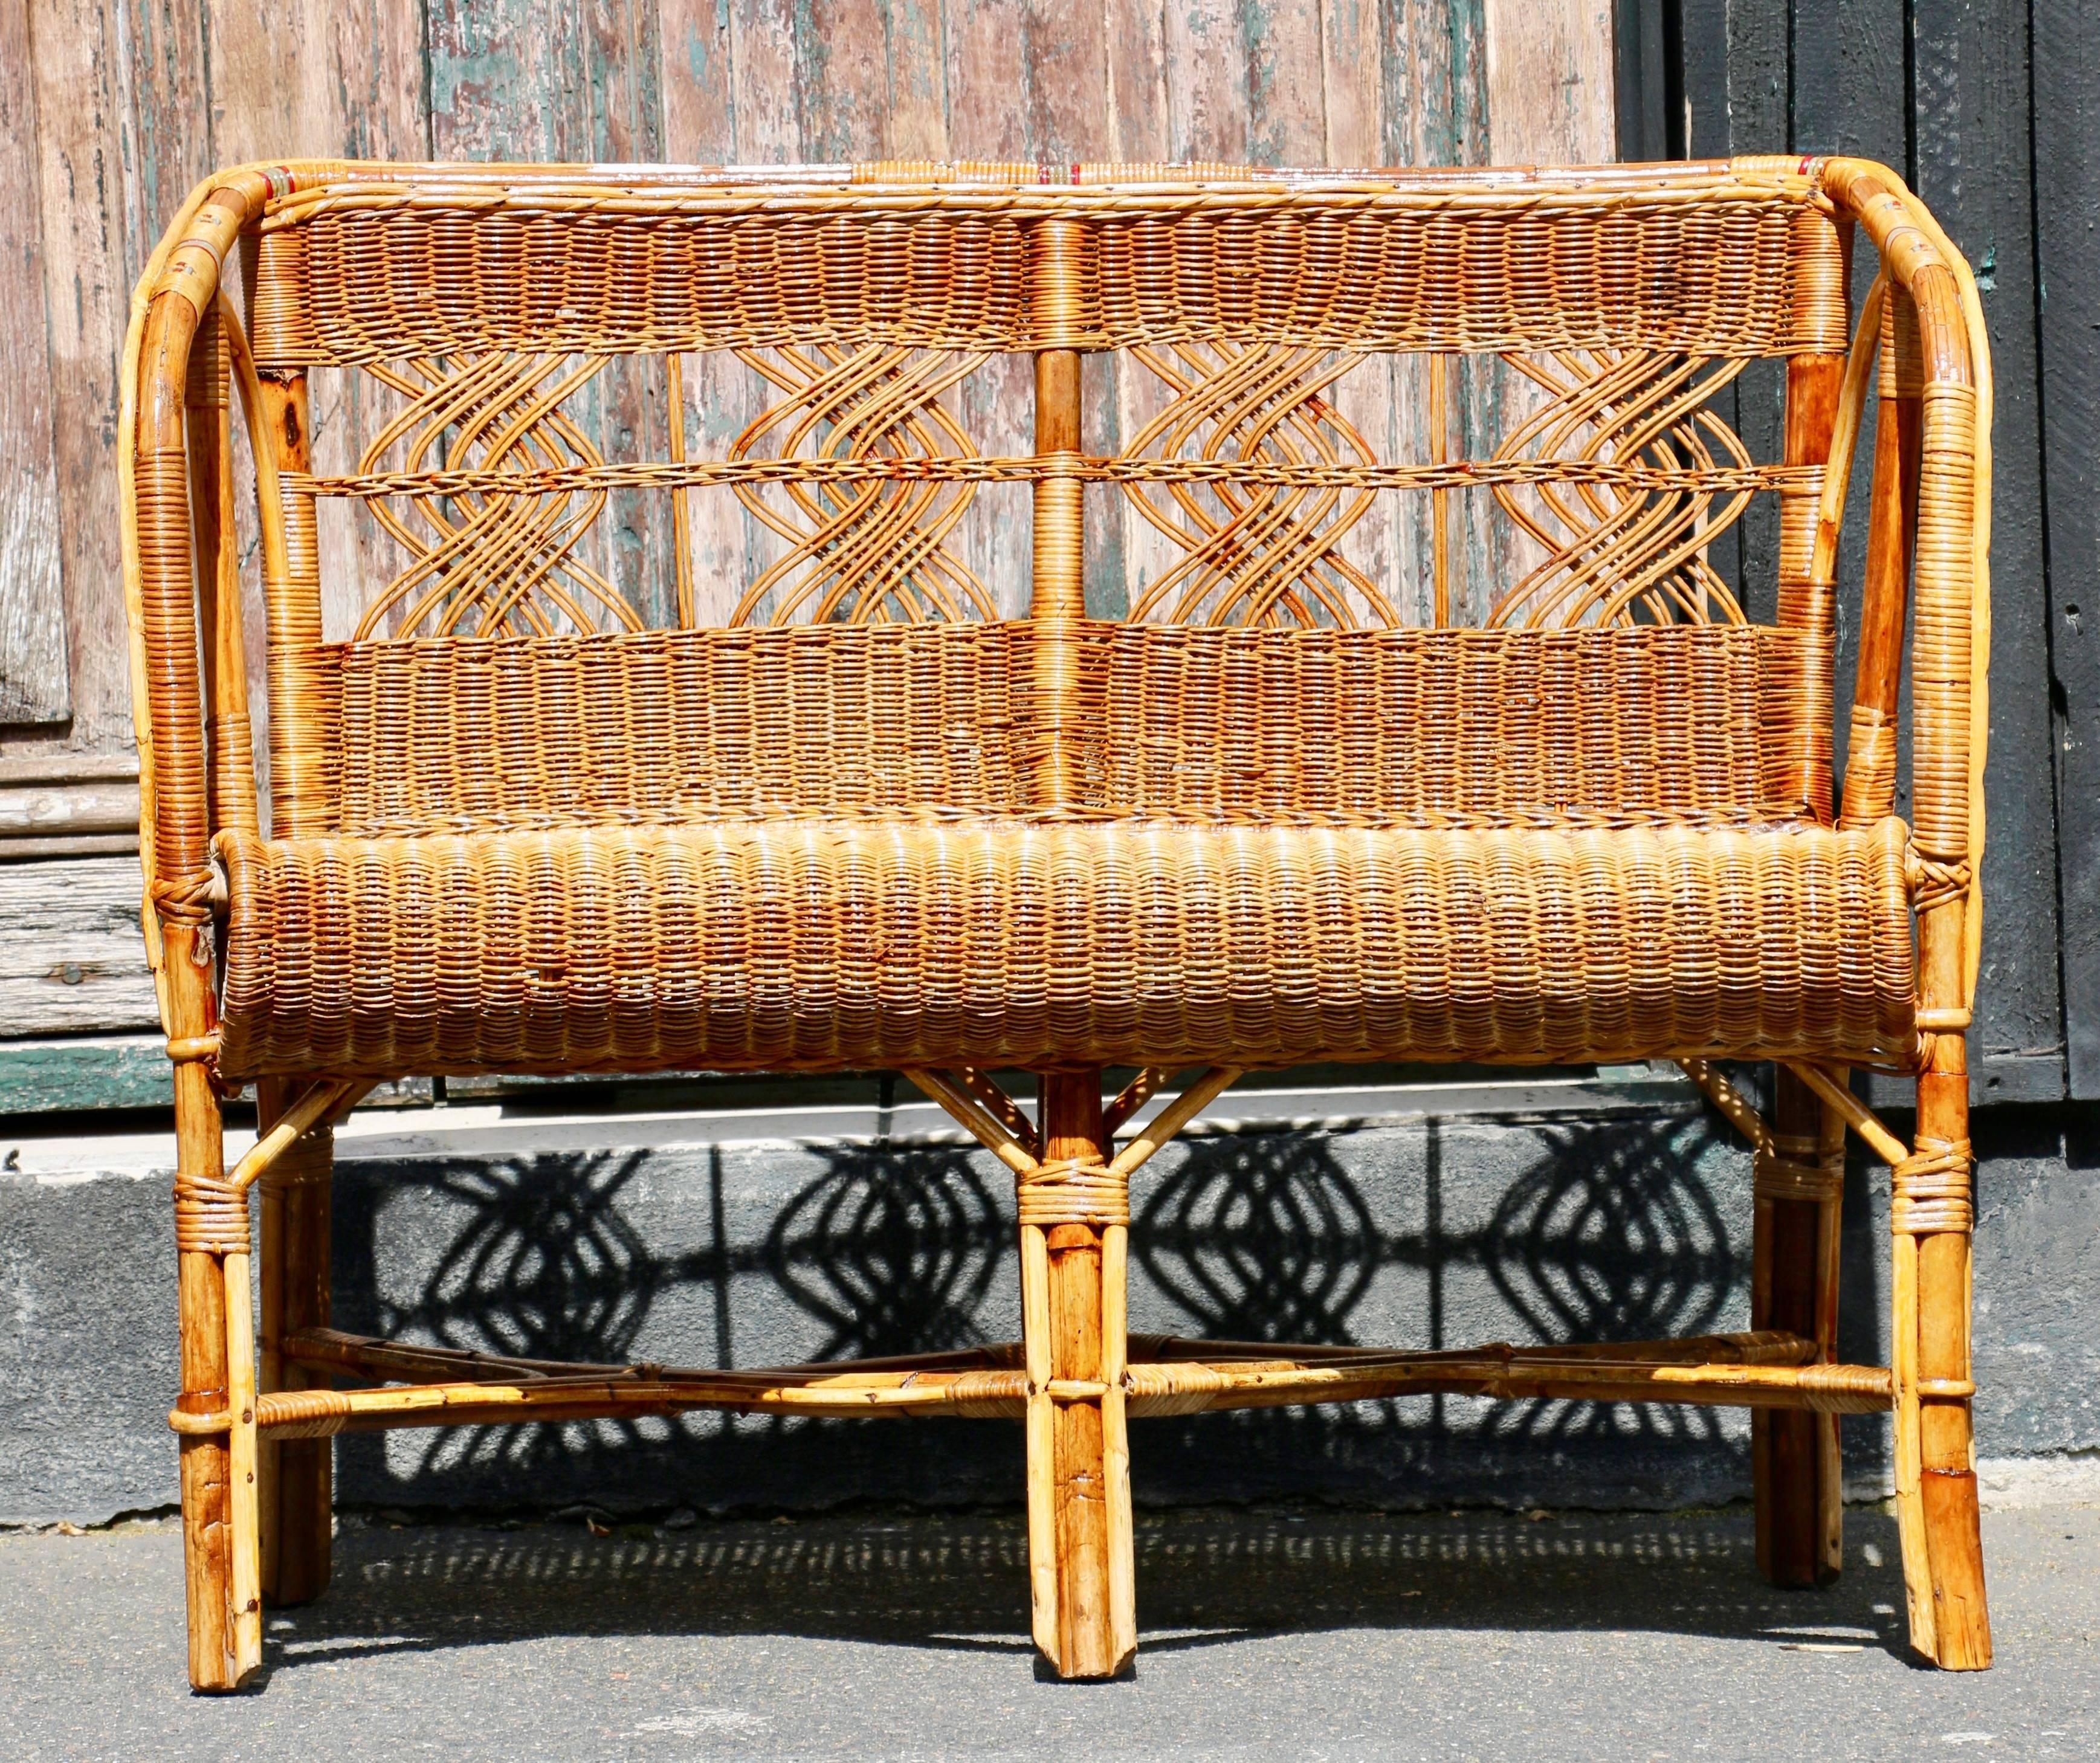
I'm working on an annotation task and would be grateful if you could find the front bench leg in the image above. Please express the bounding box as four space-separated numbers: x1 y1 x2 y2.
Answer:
1023 1071 1137 1678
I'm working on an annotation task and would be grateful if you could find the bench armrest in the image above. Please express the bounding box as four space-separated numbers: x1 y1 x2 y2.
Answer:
1821 159 1991 1013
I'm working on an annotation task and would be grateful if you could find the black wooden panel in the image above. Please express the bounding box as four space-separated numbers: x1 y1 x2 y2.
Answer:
1614 0 1673 161
1911 0 2065 1103
2034 0 2100 1097
1650 0 2066 1104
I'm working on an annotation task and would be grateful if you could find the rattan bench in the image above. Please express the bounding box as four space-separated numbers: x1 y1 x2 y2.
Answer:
124 156 1993 1686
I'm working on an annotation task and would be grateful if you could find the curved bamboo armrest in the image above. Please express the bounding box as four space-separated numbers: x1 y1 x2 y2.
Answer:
1818 158 1991 1019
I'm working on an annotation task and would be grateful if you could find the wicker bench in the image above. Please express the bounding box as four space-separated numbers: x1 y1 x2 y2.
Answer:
126 156 1993 1686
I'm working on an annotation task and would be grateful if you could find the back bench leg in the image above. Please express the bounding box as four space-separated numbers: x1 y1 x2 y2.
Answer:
1753 1066 1845 1587
257 1085 334 1606
1023 1071 1136 1680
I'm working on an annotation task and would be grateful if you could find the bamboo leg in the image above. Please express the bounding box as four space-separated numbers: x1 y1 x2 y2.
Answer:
172 1058 241 1691
257 1083 334 1606
1023 1070 1136 1679
1815 1091 1846 1577
1754 1068 1841 1587
1901 1057 1992 1667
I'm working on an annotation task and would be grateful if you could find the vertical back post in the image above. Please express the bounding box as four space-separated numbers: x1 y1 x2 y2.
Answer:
1029 214 1088 813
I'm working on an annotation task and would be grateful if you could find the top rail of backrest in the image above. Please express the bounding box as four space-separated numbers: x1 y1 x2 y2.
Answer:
246 157 1852 367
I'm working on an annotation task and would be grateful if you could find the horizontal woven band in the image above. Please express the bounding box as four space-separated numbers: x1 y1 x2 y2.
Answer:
172 1168 250 1255
1017 1158 1128 1228
1892 1135 1972 1236
298 456 1821 501
1753 1152 1843 1206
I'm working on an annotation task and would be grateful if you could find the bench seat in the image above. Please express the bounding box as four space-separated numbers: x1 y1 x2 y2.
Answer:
215 816 1917 1078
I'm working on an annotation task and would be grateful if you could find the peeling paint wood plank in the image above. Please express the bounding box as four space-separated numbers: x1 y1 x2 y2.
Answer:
0 857 157 1034
884 0 948 160
1165 0 1252 164
943 0 1028 160
941 0 1029 619
659 0 735 158
1483 0 1615 166
209 0 428 669
709 0 804 621
1245 0 1325 166
1106 0 1170 161
732 0 802 164
1479 0 1616 623
797 0 888 161
1022 1 1113 163
27 0 135 750
1319 0 1404 623
0 0 68 725
1103 1 1171 619
1320 0 1381 167
582 0 677 627
658 0 743 625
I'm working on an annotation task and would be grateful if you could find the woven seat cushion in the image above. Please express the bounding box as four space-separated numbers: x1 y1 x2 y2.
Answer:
214 817 1917 1080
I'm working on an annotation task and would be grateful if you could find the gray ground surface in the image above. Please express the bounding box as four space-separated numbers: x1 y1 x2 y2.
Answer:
1 1503 2093 1761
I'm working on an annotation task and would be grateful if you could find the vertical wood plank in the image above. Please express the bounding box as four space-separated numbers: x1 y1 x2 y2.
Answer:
1322 0 1397 620
944 0 1028 158
1024 1 1114 163
1912 0 2063 1102
0 0 68 724
660 0 743 625
885 0 949 159
1103 0 1170 617
798 0 888 160
940 1 1030 619
1484 0 1614 164
2035 0 2100 1097
28 0 135 749
1164 0 1251 163
733 0 803 163
1320 0 1381 167
1105 0 1170 161
1245 0 1325 165
1483 1 1620 624
659 0 735 158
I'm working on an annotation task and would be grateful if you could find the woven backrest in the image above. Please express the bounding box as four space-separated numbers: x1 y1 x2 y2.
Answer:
208 160 1867 840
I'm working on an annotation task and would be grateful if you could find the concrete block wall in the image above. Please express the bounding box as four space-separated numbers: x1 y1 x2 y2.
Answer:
2 1093 2095 1525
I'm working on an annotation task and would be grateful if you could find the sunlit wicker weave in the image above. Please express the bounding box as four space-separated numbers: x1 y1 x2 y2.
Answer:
125 156 1994 1687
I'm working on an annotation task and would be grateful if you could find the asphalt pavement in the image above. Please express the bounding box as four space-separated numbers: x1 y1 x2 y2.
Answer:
1 1500 2093 1761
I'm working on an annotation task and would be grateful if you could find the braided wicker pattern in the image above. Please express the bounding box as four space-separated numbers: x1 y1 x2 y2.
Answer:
213 817 1916 1080
248 180 1847 366
314 622 1823 839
